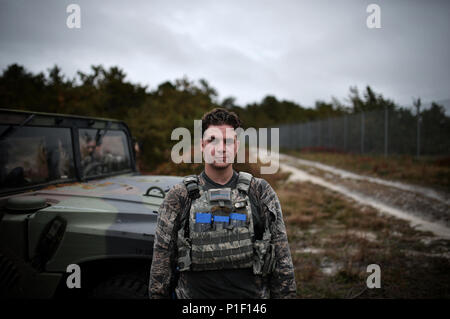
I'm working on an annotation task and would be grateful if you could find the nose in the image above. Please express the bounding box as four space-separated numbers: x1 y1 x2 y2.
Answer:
217 140 226 152
216 139 231 155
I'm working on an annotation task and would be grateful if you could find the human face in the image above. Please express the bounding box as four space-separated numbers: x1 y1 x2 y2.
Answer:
201 124 240 169
86 140 96 155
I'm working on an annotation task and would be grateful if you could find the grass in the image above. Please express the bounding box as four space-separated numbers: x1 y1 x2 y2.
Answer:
277 180 450 298
284 149 450 192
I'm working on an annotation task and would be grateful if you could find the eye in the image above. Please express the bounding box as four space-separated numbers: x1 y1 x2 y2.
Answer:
207 136 219 144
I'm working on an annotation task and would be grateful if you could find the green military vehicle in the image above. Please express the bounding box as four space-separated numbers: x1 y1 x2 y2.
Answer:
0 109 182 298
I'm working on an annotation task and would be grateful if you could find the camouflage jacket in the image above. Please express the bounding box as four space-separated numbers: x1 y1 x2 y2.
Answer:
149 171 297 299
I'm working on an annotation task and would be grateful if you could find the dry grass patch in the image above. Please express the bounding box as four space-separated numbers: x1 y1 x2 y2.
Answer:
277 181 450 298
285 150 450 192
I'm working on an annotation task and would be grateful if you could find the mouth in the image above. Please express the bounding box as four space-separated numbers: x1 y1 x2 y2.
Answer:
214 156 230 163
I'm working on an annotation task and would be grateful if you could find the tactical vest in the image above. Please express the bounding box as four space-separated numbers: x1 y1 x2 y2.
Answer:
177 172 276 276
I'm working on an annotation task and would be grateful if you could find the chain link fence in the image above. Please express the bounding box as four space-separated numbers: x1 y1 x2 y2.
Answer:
276 108 450 156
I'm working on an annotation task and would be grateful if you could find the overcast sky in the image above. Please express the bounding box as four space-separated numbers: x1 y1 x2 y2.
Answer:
1 0 449 109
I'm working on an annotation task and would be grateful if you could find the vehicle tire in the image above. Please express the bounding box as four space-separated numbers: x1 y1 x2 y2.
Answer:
89 273 148 299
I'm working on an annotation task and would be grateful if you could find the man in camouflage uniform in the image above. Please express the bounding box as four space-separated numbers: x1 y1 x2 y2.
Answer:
149 108 296 299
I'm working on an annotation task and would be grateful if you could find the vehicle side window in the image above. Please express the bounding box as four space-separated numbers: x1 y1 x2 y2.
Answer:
0 125 75 189
79 129 131 177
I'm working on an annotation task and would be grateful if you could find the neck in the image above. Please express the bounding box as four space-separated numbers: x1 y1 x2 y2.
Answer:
204 165 234 185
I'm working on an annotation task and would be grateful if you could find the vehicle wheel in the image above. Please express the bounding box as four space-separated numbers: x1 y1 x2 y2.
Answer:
89 273 148 299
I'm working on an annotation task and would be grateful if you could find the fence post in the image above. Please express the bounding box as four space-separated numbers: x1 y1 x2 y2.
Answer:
318 120 321 148
305 122 309 148
289 123 295 150
361 111 365 154
384 106 388 157
415 99 421 158
327 117 331 149
344 114 347 151
309 122 312 148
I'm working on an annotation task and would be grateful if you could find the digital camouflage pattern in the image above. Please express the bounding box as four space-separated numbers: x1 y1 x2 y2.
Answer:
149 173 297 299
178 176 256 272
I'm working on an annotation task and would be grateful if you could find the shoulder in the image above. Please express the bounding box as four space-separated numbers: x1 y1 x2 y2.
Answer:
164 174 203 204
249 176 282 220
167 182 188 197
249 176 276 201
163 182 188 208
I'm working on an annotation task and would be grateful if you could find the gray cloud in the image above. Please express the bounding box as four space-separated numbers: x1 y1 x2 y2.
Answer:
0 0 449 108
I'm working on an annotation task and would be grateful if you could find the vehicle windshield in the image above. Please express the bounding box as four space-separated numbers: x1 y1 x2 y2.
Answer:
0 125 76 190
79 128 131 178
0 123 133 192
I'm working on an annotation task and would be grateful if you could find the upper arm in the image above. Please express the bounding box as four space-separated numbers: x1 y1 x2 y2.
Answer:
155 184 186 249
251 178 286 240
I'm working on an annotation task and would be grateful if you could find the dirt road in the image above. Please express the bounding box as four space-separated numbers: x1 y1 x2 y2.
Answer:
256 150 450 239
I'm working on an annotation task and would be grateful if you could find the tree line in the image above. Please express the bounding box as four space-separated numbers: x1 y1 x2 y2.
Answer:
1 64 448 168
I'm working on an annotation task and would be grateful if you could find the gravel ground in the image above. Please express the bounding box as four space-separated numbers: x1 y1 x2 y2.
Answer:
254 149 450 239
290 159 450 227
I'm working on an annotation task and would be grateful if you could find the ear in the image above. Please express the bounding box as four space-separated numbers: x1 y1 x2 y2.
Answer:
200 138 205 153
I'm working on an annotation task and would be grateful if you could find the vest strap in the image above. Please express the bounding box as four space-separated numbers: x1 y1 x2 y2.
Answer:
183 175 200 200
236 172 253 194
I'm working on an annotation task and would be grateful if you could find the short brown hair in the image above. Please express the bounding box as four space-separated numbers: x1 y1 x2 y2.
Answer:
201 108 242 136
